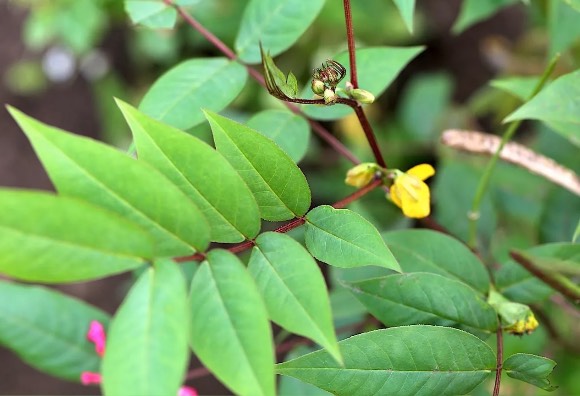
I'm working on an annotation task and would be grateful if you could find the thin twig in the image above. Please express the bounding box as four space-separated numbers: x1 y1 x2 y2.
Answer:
493 325 503 396
342 0 358 88
510 251 580 303
351 104 387 168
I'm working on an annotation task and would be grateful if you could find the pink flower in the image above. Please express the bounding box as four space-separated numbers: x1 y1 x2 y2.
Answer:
87 320 106 357
80 320 198 395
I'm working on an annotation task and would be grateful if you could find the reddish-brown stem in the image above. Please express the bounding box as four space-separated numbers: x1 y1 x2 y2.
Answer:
342 0 358 88
492 325 503 396
174 182 381 263
510 251 580 302
351 104 387 168
164 0 358 166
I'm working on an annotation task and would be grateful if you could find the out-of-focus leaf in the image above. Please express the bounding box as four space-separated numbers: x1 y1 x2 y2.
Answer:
504 353 558 391
235 0 326 63
453 0 519 34
491 76 540 101
125 0 176 29
392 0 415 33
247 110 310 163
549 0 580 56
305 205 401 271
540 188 580 243
0 281 109 381
276 326 496 396
139 58 248 131
505 70 580 147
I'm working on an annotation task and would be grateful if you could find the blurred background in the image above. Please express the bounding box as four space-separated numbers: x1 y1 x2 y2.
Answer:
0 0 578 394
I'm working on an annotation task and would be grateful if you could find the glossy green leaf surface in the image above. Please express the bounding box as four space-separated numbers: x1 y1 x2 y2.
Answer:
276 326 496 396
505 70 580 147
0 281 109 381
125 0 176 29
207 111 311 221
102 260 188 395
0 190 150 283
382 229 490 294
504 353 557 391
305 206 401 271
247 109 310 163
139 58 248 130
302 47 424 120
345 273 498 332
189 250 275 396
452 0 518 33
235 0 326 63
9 107 209 257
117 100 260 243
392 0 415 33
249 232 341 363
279 346 332 396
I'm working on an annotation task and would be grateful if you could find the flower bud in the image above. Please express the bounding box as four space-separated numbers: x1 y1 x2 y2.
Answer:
345 163 378 188
323 88 338 105
488 289 539 336
350 88 375 104
311 79 326 95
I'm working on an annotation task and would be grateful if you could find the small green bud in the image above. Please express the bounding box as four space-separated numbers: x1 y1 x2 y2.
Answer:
350 88 375 104
345 163 379 188
323 88 338 105
311 79 326 95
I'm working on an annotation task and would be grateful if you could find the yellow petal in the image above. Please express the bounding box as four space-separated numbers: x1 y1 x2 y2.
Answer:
406 164 435 181
389 185 403 209
395 176 431 218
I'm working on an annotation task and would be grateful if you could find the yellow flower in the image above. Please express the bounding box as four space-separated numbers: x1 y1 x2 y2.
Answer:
389 164 435 218
345 163 378 188
506 312 539 336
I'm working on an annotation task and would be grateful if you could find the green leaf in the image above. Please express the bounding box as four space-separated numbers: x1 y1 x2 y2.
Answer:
305 205 401 271
247 109 310 163
276 326 496 396
0 190 151 283
345 273 498 332
102 260 189 396
504 353 558 391
392 0 415 33
452 0 518 34
504 70 580 147
549 0 580 56
565 0 580 12
433 161 497 243
9 106 209 257
0 281 109 381
278 346 332 396
382 229 491 294
117 100 260 243
261 46 299 99
491 76 540 100
249 232 341 364
518 243 580 276
574 218 580 243
540 188 580 243
235 0 326 63
302 47 424 120
399 73 453 141
139 58 248 130
189 250 275 396
125 0 177 29
495 244 571 304
206 110 311 221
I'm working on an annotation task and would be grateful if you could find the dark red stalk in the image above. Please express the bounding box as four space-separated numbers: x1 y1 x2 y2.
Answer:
492 326 503 396
342 0 358 88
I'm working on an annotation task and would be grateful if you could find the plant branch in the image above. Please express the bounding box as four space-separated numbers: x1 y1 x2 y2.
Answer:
174 181 381 263
342 0 358 88
492 324 503 396
467 54 559 249
164 0 359 165
350 102 387 168
510 251 580 303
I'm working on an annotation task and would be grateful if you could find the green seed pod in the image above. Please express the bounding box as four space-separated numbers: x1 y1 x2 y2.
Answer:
323 88 338 105
311 79 326 95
